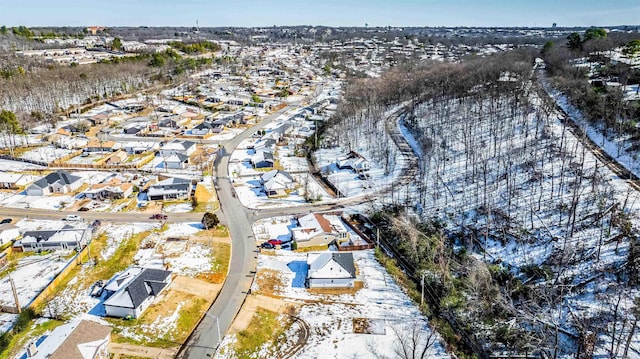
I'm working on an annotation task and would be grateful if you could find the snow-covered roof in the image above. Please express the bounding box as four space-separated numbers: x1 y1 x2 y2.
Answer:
307 252 356 279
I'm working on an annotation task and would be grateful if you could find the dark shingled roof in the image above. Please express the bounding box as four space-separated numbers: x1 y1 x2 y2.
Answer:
332 252 356 278
31 170 81 189
125 268 172 309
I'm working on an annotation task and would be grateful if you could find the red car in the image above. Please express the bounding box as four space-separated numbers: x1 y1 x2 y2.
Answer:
267 239 283 246
149 214 168 220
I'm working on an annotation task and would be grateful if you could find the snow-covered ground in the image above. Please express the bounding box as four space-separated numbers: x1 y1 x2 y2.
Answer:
20 146 73 163
543 77 640 179
44 221 216 324
218 250 450 358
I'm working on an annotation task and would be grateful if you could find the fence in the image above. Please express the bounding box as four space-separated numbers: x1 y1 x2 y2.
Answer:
27 242 92 311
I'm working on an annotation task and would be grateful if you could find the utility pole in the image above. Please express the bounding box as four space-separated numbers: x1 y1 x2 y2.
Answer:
9 276 20 313
420 272 425 307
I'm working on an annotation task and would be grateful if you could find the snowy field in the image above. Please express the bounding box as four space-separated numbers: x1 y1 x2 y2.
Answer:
219 250 450 358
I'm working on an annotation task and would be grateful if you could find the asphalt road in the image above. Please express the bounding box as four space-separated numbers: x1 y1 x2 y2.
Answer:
177 106 291 358
0 206 203 223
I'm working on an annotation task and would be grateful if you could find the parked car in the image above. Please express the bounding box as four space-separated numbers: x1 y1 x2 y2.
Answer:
267 239 283 246
260 242 275 249
149 214 168 220
0 218 12 224
63 215 82 221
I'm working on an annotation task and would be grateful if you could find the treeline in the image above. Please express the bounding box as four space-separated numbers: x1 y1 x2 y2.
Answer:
543 30 640 138
0 49 215 124
324 49 640 357
168 40 220 54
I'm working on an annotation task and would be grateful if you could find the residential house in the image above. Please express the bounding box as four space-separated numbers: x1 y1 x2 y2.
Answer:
306 252 356 288
26 170 83 196
267 122 293 142
158 117 179 129
337 151 370 172
103 267 173 319
14 225 92 252
261 170 295 197
147 176 192 201
0 172 31 189
189 121 217 136
159 140 196 157
0 224 19 245
21 319 111 359
291 213 350 248
105 150 128 164
83 178 134 200
251 150 274 169
162 153 189 169
123 123 145 135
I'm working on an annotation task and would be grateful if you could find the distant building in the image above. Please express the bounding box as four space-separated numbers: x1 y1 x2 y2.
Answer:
86 26 106 35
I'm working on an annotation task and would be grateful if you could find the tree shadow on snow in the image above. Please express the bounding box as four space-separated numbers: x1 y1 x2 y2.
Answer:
287 261 308 288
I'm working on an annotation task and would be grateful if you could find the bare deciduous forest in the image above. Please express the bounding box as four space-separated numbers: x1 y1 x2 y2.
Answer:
323 49 640 357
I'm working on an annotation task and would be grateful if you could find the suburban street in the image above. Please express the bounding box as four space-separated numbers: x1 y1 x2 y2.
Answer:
178 105 292 358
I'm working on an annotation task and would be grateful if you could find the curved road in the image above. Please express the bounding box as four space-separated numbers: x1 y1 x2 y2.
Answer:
178 101 418 358
2 96 415 358
177 106 291 358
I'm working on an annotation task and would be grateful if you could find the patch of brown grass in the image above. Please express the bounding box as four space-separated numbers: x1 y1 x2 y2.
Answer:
255 269 286 297
196 241 230 284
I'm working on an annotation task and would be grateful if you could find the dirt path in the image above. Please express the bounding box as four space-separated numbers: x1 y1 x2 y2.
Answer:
109 342 178 359
171 275 221 298
228 294 286 333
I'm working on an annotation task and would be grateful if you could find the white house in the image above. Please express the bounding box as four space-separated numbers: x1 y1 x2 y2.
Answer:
0 172 32 189
103 267 173 319
261 170 295 197
14 225 92 252
147 176 192 201
337 151 370 172
159 140 196 157
306 252 356 288
26 170 83 196
162 153 189 169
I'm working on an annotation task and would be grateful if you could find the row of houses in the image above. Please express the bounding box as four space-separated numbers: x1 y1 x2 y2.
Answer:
17 169 193 202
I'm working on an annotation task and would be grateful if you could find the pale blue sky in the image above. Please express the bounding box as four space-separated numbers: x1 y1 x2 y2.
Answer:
0 0 638 27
